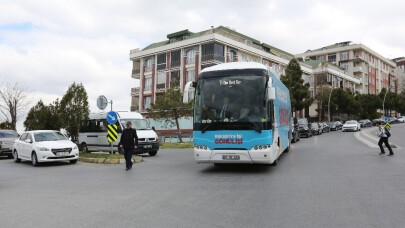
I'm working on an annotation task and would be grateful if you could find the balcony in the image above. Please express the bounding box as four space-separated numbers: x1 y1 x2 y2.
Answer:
132 69 141 79
131 87 140 96
352 66 363 73
201 54 225 65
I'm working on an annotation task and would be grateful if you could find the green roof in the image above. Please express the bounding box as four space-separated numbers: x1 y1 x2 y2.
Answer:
262 43 294 58
300 59 346 71
311 41 352 52
167 29 191 39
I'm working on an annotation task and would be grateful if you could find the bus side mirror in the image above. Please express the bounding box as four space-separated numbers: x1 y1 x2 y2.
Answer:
183 81 195 103
267 87 276 101
152 126 156 131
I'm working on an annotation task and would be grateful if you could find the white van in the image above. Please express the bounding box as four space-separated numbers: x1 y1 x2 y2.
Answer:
78 111 159 156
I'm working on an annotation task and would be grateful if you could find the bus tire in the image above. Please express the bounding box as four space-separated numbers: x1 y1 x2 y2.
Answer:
148 151 158 156
81 143 89 153
270 160 278 166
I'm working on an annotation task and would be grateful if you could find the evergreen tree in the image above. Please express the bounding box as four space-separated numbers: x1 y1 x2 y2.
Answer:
147 88 192 143
281 58 313 116
24 100 50 130
60 82 89 141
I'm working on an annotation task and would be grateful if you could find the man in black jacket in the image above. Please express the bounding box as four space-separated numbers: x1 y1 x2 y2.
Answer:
119 121 139 170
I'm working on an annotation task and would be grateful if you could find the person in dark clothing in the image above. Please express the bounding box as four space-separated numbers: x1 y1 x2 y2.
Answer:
119 121 139 170
376 122 394 156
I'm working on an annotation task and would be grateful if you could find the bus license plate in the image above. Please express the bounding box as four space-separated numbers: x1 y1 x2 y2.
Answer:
57 152 69 156
144 145 152 148
222 155 240 160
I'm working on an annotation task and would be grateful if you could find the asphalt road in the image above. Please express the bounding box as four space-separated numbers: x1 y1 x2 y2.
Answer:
1 124 405 228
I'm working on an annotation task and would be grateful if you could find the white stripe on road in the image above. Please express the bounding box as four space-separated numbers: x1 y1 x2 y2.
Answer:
354 127 401 149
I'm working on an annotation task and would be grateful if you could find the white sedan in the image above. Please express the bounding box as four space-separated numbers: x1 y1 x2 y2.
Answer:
13 130 79 166
342 120 361 132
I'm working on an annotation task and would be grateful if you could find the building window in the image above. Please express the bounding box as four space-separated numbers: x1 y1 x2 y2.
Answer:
170 71 180 88
317 55 325 61
340 62 348 71
186 69 195 83
201 43 224 62
157 54 166 71
144 96 151 110
156 72 166 90
229 50 237 62
171 50 181 68
341 52 349 61
186 49 196 65
145 58 153 72
328 53 336 63
144 77 152 92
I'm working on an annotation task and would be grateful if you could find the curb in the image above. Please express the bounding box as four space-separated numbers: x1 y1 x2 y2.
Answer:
78 156 143 164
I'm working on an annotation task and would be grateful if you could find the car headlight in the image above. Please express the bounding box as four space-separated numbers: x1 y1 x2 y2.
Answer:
38 147 50 151
73 145 78 150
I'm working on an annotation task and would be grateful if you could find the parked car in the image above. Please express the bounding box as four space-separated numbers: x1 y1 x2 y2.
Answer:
372 118 384 126
327 122 338 131
310 123 322 135
290 119 300 143
0 129 19 158
13 130 79 166
342 120 361 132
320 122 330 133
358 119 372 128
297 118 312 138
398 116 405 123
335 121 343 130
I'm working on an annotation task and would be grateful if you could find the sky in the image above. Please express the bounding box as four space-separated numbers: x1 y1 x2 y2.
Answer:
1 0 405 132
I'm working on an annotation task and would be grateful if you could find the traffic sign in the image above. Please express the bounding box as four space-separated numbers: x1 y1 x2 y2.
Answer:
97 95 108 110
107 111 118 124
107 124 118 143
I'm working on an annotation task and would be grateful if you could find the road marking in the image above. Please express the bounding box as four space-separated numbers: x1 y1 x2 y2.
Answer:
355 127 401 149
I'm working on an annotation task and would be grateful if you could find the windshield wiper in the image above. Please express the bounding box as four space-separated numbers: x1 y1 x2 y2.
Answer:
248 122 262 133
201 122 216 133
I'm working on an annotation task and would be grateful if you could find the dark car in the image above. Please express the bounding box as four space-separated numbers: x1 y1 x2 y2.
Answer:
358 119 372 128
372 118 384 126
0 129 19 158
290 120 300 143
320 122 330 133
311 123 321 135
297 118 312 138
327 121 338 131
334 121 343 130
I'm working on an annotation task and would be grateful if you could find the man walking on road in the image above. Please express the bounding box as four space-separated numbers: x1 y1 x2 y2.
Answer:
376 122 394 156
119 121 139 170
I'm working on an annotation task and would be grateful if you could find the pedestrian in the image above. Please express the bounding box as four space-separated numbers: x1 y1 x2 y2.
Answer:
376 122 394 156
119 121 139 170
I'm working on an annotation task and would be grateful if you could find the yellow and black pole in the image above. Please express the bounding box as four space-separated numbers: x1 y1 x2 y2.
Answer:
107 124 118 154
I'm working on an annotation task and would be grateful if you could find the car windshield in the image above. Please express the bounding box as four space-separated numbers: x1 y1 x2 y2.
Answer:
345 121 357 124
120 119 151 130
34 132 68 142
298 119 307 125
311 123 318 127
327 122 335 125
359 120 366 123
0 131 19 138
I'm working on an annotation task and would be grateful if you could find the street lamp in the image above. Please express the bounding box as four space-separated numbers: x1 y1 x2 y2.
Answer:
328 88 333 122
382 89 388 118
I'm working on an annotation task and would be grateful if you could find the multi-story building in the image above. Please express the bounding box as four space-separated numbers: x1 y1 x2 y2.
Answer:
392 57 405 93
295 41 397 95
129 26 314 114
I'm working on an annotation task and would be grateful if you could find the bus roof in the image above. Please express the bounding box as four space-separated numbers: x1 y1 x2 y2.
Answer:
200 62 267 73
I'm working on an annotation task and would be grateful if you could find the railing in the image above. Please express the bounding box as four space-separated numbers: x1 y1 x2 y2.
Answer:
201 54 225 63
131 88 140 96
132 69 140 79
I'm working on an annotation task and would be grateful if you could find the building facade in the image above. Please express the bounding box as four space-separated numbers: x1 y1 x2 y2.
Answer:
129 26 314 114
295 41 398 95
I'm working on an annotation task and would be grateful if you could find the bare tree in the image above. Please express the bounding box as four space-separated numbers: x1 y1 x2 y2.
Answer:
0 82 31 130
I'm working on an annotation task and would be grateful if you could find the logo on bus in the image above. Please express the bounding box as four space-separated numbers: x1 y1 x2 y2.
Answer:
214 134 243 144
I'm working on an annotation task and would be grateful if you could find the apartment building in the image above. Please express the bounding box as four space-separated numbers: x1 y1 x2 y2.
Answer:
392 57 405 93
129 26 314 113
295 41 398 95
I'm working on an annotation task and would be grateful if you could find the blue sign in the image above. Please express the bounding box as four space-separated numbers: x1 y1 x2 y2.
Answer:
107 111 118 124
385 117 391 123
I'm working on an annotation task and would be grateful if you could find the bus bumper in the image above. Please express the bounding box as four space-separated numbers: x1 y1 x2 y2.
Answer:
194 148 275 164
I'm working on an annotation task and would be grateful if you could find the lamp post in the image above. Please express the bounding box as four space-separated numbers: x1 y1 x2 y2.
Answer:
382 90 388 118
328 88 333 122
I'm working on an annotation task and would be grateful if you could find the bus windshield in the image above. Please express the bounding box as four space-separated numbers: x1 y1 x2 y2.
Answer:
194 75 271 132
120 119 151 130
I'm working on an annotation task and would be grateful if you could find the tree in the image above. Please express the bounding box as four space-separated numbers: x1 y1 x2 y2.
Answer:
0 121 12 129
147 88 192 143
60 83 90 141
281 58 313 117
24 99 62 131
0 82 31 130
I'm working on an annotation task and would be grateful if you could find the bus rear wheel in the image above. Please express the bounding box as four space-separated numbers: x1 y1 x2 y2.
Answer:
148 151 158 156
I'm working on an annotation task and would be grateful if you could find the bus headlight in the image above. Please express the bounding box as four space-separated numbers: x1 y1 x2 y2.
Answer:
194 145 209 150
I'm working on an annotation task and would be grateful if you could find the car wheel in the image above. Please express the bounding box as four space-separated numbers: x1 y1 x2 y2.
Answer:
13 150 21 163
148 151 158 156
31 152 39 167
270 159 278 166
70 159 78 164
81 143 89 153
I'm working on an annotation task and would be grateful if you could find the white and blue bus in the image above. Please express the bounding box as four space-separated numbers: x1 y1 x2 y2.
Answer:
185 62 291 165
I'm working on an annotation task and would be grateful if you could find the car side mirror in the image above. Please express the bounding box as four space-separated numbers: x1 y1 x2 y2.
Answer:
152 126 156 131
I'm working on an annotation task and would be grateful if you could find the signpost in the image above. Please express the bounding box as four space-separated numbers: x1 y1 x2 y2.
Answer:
97 95 108 110
106 111 118 154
